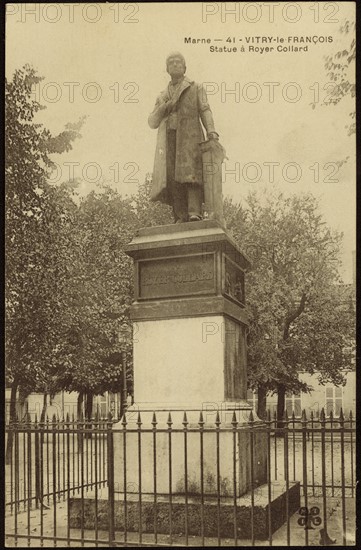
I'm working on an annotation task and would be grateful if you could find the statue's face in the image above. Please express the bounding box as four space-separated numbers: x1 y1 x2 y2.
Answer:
167 56 185 78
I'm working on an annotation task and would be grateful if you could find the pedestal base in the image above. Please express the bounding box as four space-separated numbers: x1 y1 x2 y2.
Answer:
113 405 268 498
69 482 300 540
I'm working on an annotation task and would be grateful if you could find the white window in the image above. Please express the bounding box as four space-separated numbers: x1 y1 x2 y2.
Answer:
325 386 343 417
285 392 302 418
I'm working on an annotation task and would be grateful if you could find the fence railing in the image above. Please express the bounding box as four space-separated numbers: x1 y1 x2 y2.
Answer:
5 408 356 547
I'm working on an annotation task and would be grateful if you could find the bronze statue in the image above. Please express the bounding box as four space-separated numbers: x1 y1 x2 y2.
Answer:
148 52 225 224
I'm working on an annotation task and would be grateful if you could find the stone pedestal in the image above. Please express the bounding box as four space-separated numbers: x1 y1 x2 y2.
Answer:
113 220 268 497
124 220 251 405
69 481 301 540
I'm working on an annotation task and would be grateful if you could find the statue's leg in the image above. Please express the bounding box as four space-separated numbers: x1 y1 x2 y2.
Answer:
172 183 188 222
188 184 202 221
167 130 187 223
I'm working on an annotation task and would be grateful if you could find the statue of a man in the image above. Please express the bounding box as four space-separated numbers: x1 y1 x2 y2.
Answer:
148 52 220 223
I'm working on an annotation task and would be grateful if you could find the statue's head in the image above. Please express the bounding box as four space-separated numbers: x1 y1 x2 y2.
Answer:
166 52 186 78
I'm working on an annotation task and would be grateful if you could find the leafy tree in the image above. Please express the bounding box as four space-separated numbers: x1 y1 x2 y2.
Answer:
224 191 352 420
56 178 171 420
5 64 84 459
323 19 356 136
58 186 137 418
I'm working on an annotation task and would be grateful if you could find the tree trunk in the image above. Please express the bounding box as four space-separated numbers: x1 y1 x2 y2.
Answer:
276 383 286 432
77 392 84 449
5 379 19 464
85 392 93 439
85 392 93 421
40 392 48 423
257 385 267 420
77 392 84 420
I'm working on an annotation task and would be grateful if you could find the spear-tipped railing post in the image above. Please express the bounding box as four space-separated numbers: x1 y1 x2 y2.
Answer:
197 411 206 544
265 409 273 544
301 409 308 546
151 412 158 544
339 408 346 546
183 412 189 546
249 409 255 545
107 412 115 546
284 410 291 544
167 412 173 543
349 410 354 497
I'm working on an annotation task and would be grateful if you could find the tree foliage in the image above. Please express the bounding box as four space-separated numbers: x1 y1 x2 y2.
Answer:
318 20 356 136
224 191 354 418
5 65 84 402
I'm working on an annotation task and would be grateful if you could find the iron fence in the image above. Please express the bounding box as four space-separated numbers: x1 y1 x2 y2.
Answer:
4 408 356 547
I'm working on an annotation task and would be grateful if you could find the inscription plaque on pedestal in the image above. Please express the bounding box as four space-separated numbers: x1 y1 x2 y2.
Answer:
138 252 216 300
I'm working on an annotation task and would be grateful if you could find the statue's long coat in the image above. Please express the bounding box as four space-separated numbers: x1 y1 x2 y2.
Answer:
148 77 216 205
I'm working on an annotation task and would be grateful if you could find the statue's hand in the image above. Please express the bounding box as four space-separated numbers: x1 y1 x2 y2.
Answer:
165 97 178 114
208 132 219 141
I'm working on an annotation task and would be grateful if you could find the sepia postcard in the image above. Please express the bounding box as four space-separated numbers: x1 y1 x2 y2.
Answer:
4 2 357 547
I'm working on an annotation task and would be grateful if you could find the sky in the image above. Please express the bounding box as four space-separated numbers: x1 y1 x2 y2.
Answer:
6 2 356 282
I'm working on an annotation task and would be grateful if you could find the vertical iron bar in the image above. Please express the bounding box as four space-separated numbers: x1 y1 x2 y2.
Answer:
34 416 39 510
232 411 238 546
84 418 90 488
90 416 93 489
27 416 32 547
310 411 315 496
215 412 221 547
77 416 80 496
249 412 255 546
72 414 75 495
330 411 334 497
46 416 50 505
40 419 44 547
292 412 296 482
107 415 115 547
349 411 354 497
284 412 290 545
122 414 128 546
267 411 272 546
103 417 106 487
14 420 19 547
52 415 57 546
168 413 173 544
340 409 346 546
97 411 101 489
10 421 14 515
137 412 143 545
274 411 278 480
301 410 308 546
62 416 66 500
80 415 85 546
23 422 26 510
57 415 60 501
199 412 205 546
94 413 99 547
183 412 189 547
152 413 158 546
86 417 89 491
320 409 328 543
66 414 71 547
